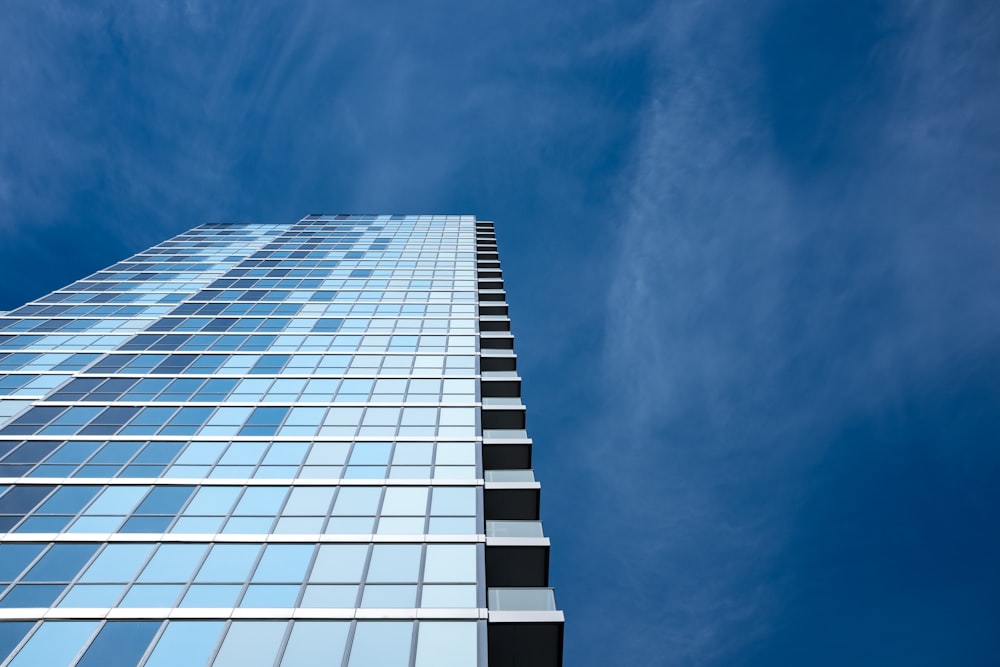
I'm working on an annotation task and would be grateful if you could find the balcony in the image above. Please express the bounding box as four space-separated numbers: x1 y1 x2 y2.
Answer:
488 588 564 667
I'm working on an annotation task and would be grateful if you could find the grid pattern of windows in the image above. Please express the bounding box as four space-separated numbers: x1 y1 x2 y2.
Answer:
0 216 488 666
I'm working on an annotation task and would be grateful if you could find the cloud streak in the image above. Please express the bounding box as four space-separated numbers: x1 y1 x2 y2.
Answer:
587 0 1000 663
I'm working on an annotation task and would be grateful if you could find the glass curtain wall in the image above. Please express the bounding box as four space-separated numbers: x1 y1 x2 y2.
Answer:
0 215 483 666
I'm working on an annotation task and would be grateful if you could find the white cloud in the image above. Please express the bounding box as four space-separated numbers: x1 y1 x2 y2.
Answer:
589 0 1000 663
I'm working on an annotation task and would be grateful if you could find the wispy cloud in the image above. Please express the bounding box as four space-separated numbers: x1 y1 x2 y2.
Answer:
586 0 1000 663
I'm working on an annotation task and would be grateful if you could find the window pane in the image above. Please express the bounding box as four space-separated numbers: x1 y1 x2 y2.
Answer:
423 545 476 583
279 622 349 666
79 544 153 582
309 545 368 583
195 545 260 582
8 621 98 667
211 621 287 667
144 621 225 667
347 621 413 667
0 622 33 662
252 545 313 583
414 622 478 667
366 545 421 583
75 621 161 667
138 544 208 582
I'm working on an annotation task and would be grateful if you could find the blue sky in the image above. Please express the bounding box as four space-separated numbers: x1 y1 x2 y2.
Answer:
2 1 1000 664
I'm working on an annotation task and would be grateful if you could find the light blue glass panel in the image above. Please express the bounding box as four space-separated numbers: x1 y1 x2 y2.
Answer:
219 441 267 465
175 441 226 465
348 441 391 465
211 621 287 667
281 487 334 516
119 583 183 607
366 545 421 583
83 486 147 515
420 585 477 608
381 487 428 516
392 441 433 465
240 585 299 607
331 487 381 515
309 545 368 583
143 621 225 667
414 621 478 667
423 545 477 583
305 441 350 465
7 621 98 667
279 622 349 666
58 584 124 607
325 516 375 535
195 544 260 582
252 545 313 583
300 584 358 607
79 544 153 582
233 487 287 515
138 544 208 582
360 584 417 608
347 621 413 667
184 487 241 515
430 487 475 516
181 584 241 607
435 442 475 465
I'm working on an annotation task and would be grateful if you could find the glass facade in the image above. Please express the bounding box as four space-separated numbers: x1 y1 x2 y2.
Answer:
0 215 561 666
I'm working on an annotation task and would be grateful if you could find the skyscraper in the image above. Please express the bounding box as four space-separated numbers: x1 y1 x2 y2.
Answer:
0 215 562 666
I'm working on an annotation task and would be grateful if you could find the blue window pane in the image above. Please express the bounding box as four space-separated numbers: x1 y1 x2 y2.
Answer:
0 485 55 515
134 486 194 514
144 621 225 667
7 621 99 667
121 516 173 532
212 621 288 667
0 622 34 663
0 544 44 581
23 544 98 582
91 441 141 463
75 621 161 667
133 441 184 464
35 486 100 514
347 621 413 667
0 584 65 608
279 622 349 666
